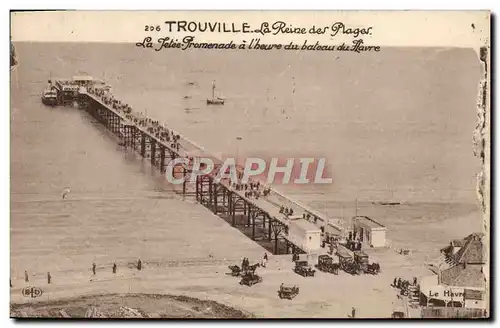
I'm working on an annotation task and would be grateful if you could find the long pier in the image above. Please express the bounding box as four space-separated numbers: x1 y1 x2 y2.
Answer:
74 82 334 255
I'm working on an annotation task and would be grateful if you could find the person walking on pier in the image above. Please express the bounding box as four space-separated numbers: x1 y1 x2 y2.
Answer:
24 270 29 283
113 263 117 274
262 253 268 268
47 272 51 284
351 307 356 318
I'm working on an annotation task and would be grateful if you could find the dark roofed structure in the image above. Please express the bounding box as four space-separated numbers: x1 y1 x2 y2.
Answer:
451 239 466 248
452 233 485 265
440 263 485 288
438 232 486 289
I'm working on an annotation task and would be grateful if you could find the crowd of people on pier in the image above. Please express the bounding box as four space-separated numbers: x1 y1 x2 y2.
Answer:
278 206 321 225
230 180 271 200
88 86 183 153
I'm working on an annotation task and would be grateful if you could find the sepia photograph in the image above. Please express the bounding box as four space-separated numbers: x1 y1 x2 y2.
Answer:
9 10 490 319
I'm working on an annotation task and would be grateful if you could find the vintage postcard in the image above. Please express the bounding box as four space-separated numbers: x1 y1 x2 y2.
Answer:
10 10 490 319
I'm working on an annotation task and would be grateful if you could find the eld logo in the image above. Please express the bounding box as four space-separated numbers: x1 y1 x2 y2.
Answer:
21 286 43 298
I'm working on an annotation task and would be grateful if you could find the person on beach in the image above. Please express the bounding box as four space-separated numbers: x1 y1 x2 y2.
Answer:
351 307 356 318
47 272 51 284
413 277 417 286
393 277 397 287
92 262 96 275
62 187 71 200
113 263 117 274
137 259 142 271
397 278 401 289
24 270 29 283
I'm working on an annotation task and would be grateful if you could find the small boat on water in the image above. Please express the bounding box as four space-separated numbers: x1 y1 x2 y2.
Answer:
41 83 58 106
207 80 225 105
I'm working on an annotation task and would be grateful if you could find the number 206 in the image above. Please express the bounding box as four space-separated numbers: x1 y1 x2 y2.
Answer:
145 25 161 31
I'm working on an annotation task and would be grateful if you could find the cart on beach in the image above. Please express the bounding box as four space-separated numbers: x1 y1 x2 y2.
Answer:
338 251 361 275
294 260 316 277
226 265 242 277
239 272 263 286
278 284 299 300
316 255 339 275
354 251 370 274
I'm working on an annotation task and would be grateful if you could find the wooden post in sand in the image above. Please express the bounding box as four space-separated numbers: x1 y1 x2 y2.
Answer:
268 217 272 241
271 222 283 255
140 133 146 157
231 198 236 226
213 183 218 214
252 212 256 240
160 146 165 172
183 165 187 196
150 139 156 165
247 204 252 226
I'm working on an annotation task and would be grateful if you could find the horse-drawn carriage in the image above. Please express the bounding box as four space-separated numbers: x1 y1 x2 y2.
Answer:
316 255 339 275
278 283 299 300
227 263 260 277
227 265 242 277
398 248 411 255
294 260 316 277
354 251 370 273
337 250 361 275
366 262 381 275
239 272 263 286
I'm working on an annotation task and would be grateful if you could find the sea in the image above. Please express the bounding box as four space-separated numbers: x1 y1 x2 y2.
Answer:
10 42 483 275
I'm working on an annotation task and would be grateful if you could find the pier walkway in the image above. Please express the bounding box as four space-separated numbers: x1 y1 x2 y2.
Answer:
79 83 334 255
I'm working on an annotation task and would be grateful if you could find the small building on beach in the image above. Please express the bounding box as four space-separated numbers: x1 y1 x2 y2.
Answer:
287 218 322 253
352 216 387 248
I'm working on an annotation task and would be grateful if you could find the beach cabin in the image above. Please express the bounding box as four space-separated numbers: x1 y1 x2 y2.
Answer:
352 216 387 248
287 218 322 254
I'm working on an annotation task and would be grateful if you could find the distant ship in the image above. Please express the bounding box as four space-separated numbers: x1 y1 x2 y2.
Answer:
206 80 225 105
41 80 58 106
378 201 402 206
